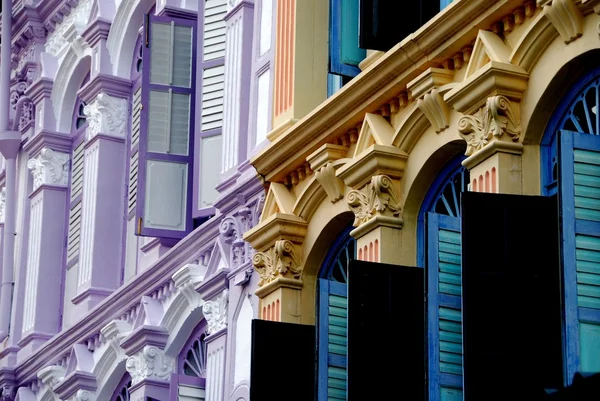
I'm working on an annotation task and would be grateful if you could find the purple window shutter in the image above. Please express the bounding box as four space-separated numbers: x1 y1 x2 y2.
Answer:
136 14 197 239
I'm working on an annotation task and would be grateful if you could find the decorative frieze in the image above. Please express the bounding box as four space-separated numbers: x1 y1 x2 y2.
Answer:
83 93 127 140
252 240 302 287
202 290 229 334
458 95 521 156
346 175 402 227
45 0 93 59
125 346 174 385
27 148 70 190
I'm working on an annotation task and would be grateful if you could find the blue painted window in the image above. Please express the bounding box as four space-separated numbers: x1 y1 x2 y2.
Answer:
419 156 469 401
542 67 600 383
317 226 356 400
328 0 366 96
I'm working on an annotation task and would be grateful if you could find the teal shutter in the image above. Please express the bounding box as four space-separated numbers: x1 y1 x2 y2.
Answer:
559 130 600 382
318 279 347 400
329 0 365 78
427 213 463 401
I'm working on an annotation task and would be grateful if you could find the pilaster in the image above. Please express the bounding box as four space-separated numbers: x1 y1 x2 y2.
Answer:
73 90 128 313
244 212 307 323
202 289 229 401
19 149 69 353
444 29 529 195
268 0 329 140
122 326 173 401
26 77 56 136
220 0 255 179
81 18 112 78
337 144 406 265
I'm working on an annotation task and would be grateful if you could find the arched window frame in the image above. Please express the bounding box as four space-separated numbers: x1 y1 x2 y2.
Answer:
170 320 208 399
540 65 600 383
316 224 356 401
417 154 469 401
109 373 132 401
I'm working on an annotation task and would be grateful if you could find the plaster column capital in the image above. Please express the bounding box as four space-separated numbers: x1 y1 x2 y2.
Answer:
346 174 403 229
125 346 174 386
82 92 127 141
27 147 70 190
202 289 229 335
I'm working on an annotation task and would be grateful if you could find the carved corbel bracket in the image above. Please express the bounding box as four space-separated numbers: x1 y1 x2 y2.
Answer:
346 175 402 228
458 95 521 156
172 263 206 308
307 144 349 203
539 0 584 43
407 68 455 133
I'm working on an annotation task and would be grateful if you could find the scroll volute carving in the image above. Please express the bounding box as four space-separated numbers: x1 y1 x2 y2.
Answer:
346 175 402 227
252 239 303 287
458 95 521 156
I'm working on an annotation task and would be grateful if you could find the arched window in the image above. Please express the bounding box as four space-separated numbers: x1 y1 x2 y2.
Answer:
541 65 600 382
316 225 356 401
418 154 469 401
65 72 90 271
173 320 208 399
110 373 132 401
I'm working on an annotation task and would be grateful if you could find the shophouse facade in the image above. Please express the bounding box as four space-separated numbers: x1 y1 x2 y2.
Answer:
244 0 600 399
0 0 274 400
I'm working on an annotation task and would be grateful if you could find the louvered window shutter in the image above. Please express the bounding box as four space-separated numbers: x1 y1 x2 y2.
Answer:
66 141 85 266
127 86 142 217
427 213 463 401
136 15 197 238
329 0 365 78
318 279 348 401
197 0 225 211
558 130 600 379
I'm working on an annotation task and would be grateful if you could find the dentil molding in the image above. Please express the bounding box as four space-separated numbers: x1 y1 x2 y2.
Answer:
125 346 174 385
27 148 70 190
458 95 521 156
202 289 229 334
83 93 127 140
346 175 402 227
252 240 302 287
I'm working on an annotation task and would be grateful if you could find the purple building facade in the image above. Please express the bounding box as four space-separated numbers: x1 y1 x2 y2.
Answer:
0 0 274 400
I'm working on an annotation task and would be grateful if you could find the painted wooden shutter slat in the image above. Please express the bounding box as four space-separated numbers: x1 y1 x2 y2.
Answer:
201 65 224 131
560 130 600 377
203 0 227 61
427 213 463 401
318 279 347 401
150 22 172 85
66 141 85 263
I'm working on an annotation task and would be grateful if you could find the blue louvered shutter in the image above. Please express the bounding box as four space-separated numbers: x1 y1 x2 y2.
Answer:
318 279 347 400
559 130 600 381
427 213 463 401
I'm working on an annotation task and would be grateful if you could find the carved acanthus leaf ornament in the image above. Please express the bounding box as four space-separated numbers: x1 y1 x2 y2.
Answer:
202 289 229 334
125 346 174 385
346 175 402 227
252 240 302 287
458 95 521 156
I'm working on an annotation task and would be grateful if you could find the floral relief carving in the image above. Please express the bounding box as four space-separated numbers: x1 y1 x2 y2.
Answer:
27 148 70 190
0 384 14 401
75 390 95 401
125 346 174 385
0 188 5 224
202 289 229 334
83 93 127 140
346 175 402 227
220 205 257 268
252 240 302 286
458 95 521 156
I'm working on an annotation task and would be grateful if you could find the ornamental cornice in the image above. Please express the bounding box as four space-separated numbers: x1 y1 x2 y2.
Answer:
458 95 521 156
27 148 70 190
82 93 127 141
243 213 307 252
202 289 229 334
252 240 303 287
125 346 174 386
346 175 402 228
336 144 407 190
44 0 93 59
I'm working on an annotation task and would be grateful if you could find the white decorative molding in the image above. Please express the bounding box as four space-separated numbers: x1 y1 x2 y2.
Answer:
172 264 206 307
83 93 128 140
38 365 66 391
45 0 93 60
125 346 174 385
74 390 95 401
27 148 70 190
0 188 5 224
202 290 229 334
346 175 402 227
